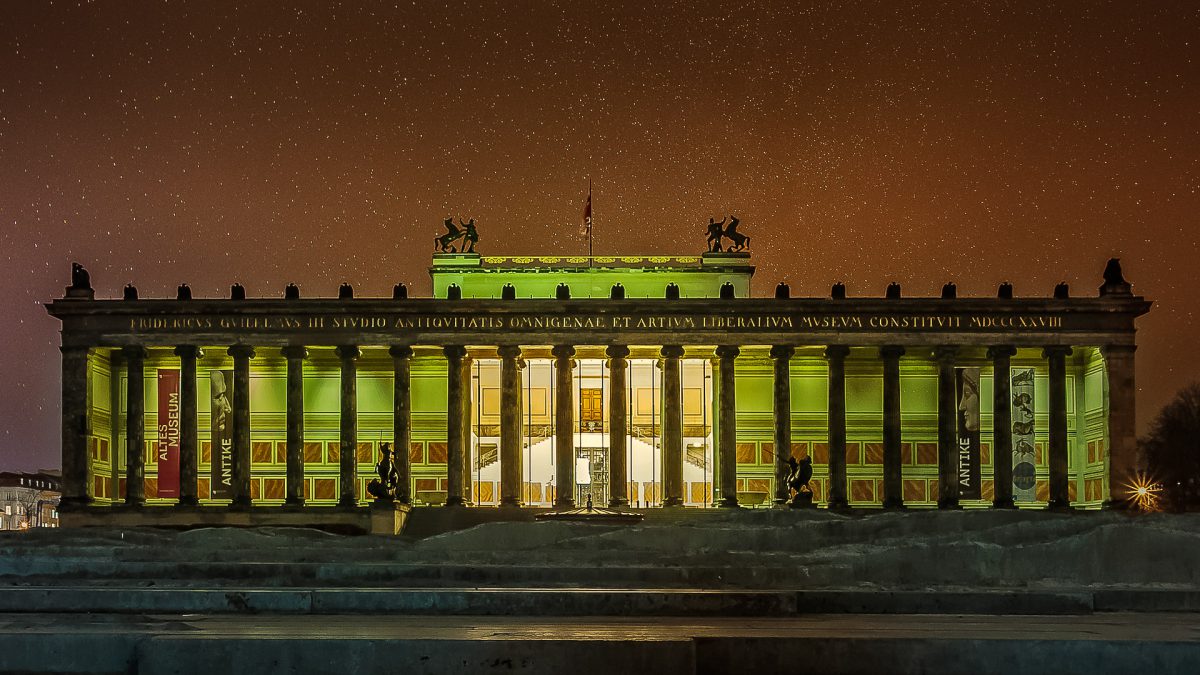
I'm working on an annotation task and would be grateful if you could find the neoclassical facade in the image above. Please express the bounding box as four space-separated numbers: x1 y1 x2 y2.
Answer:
47 253 1150 531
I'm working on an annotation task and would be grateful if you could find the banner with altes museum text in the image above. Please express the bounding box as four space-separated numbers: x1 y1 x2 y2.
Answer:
209 369 234 499
955 367 982 499
156 369 180 497
1011 368 1037 501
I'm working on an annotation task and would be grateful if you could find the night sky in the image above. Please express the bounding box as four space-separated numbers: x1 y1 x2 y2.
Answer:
1 2 1197 472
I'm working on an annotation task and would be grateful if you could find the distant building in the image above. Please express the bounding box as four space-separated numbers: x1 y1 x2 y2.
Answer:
0 471 61 530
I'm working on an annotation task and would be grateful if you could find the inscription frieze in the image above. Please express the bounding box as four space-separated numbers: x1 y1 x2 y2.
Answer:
124 311 1067 335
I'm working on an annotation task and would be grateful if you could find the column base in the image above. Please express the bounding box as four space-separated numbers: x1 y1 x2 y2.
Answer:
229 497 252 509
991 498 1017 509
1047 499 1073 512
123 499 146 508
553 499 576 509
175 497 200 507
661 496 683 508
717 497 740 508
937 500 962 510
337 497 357 508
444 496 465 507
57 497 94 511
499 498 522 508
826 499 850 512
283 497 306 507
882 498 906 510
609 497 630 508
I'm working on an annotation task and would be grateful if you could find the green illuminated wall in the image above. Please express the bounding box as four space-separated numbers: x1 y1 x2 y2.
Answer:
429 254 754 299
91 342 1109 509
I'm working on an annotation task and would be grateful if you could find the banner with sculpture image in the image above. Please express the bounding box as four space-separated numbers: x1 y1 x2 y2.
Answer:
209 370 234 499
955 367 982 499
1011 367 1037 501
156 369 180 498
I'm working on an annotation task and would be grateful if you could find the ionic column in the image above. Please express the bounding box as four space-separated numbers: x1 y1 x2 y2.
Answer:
461 355 474 506
123 346 148 506
660 345 685 507
443 345 467 507
770 345 795 505
824 346 850 510
174 346 201 506
881 346 906 509
607 345 630 508
498 345 523 507
935 345 960 509
228 345 255 507
336 345 360 507
1102 345 1137 507
60 346 91 508
553 345 577 508
988 345 1017 509
390 346 414 504
1045 346 1073 510
281 346 307 506
716 345 740 508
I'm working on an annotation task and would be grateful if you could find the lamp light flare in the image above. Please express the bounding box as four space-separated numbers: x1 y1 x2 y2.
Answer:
1123 473 1163 512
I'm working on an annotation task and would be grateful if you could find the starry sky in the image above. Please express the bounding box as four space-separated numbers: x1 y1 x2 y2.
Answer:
1 1 1197 472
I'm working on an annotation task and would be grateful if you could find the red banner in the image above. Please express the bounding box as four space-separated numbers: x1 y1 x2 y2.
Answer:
157 369 181 497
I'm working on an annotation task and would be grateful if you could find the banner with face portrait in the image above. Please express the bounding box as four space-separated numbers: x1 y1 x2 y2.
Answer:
209 369 234 499
156 369 181 498
1011 367 1037 501
956 367 982 499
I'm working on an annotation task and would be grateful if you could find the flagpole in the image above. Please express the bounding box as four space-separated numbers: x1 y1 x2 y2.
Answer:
588 179 593 263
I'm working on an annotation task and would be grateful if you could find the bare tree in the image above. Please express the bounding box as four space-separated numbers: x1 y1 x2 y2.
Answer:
1141 383 1200 511
14 489 41 528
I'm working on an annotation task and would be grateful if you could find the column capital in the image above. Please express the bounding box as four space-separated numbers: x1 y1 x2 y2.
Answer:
605 344 630 359
121 345 148 360
880 345 905 359
551 344 576 359
1101 344 1136 358
388 345 414 359
1042 345 1073 359
660 345 685 359
280 345 308 360
497 344 522 360
336 345 360 360
769 345 795 360
933 344 958 362
986 345 1017 359
824 345 851 360
443 345 467 360
173 345 202 359
228 344 256 359
715 345 740 359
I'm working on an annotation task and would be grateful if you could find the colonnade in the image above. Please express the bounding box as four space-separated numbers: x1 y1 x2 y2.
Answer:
57 341 1139 510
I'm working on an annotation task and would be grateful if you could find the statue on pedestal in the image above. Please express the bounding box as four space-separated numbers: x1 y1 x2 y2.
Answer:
705 216 750 252
787 455 815 508
434 218 480 253
366 442 400 501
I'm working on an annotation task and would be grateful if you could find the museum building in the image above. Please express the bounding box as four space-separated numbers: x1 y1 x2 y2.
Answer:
47 250 1150 531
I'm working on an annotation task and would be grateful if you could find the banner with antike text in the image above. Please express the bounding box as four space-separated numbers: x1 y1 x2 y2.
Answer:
209 370 234 499
955 367 982 499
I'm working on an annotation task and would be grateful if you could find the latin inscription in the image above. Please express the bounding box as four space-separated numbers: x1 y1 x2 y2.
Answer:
126 311 1066 335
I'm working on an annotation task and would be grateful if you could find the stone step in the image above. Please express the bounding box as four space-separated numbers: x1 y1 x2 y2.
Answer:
2 586 1196 616
0 559 845 588
3 613 1200 675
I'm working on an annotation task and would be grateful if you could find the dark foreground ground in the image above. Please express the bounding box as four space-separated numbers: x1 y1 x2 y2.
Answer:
3 509 1199 673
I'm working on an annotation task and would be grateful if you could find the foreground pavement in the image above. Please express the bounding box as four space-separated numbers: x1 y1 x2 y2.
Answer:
4 511 1199 672
3 612 1200 674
